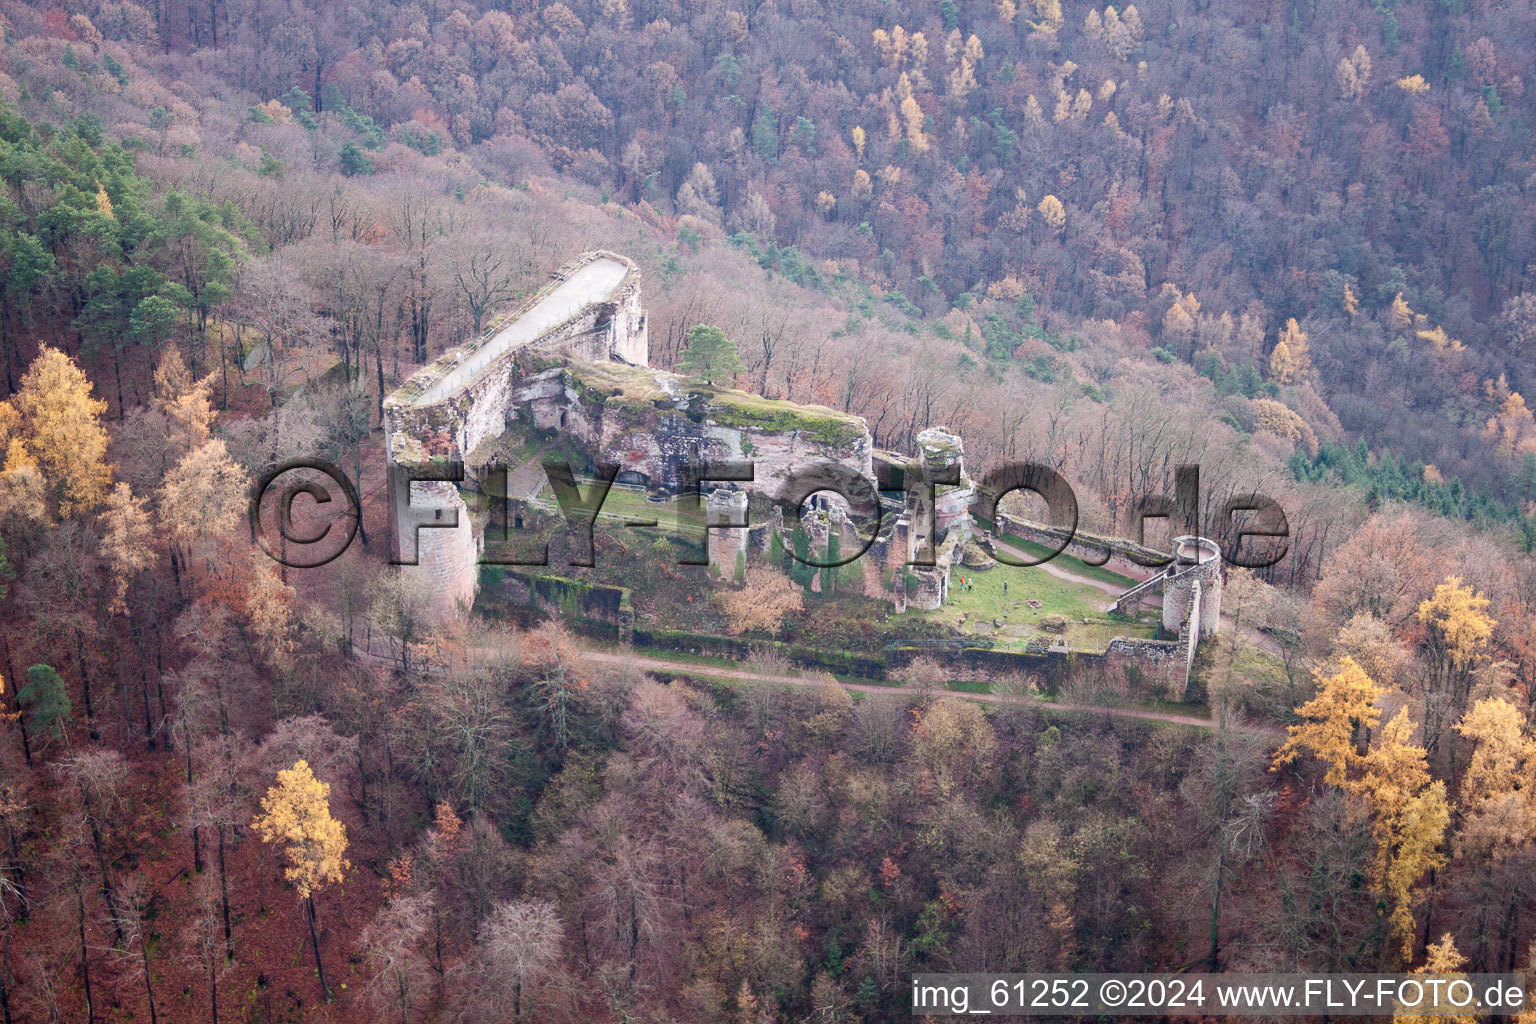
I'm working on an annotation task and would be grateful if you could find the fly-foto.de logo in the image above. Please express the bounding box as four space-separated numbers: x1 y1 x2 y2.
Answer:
249 457 1290 572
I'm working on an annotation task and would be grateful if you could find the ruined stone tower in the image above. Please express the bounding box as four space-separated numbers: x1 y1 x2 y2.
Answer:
1161 535 1223 640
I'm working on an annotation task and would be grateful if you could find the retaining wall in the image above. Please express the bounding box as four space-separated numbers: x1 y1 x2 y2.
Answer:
485 568 634 642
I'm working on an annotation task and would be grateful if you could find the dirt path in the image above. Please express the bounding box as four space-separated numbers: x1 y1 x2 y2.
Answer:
581 649 1281 735
343 619 1278 736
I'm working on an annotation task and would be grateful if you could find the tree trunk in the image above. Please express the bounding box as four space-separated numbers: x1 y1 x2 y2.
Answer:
113 351 126 421
130 608 156 748
1 301 14 396
186 731 202 874
433 907 445 1000
0 924 14 1024
3 828 23 907
1207 845 1224 971
628 892 639 986
306 896 332 1003
218 824 233 959
207 945 219 1024
87 813 124 946
74 628 98 739
154 621 171 748
355 744 370 823
2 639 30 767
354 440 369 548
140 936 159 1024
77 881 95 1024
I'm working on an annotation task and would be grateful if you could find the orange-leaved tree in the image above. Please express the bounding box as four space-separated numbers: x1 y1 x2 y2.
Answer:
252 759 350 1002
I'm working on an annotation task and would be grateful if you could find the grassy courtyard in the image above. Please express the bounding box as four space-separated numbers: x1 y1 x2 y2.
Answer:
903 561 1160 652
991 533 1144 589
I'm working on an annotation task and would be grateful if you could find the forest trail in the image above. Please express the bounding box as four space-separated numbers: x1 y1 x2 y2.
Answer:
580 649 1282 736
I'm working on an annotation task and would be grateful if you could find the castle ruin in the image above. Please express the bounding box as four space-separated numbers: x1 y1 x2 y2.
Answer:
382 251 1222 690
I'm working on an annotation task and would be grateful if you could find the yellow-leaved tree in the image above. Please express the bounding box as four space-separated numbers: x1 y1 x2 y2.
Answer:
912 696 997 801
1416 576 1494 707
1267 318 1312 384
244 551 297 672
1449 700 1536 914
1456 698 1536 812
899 94 929 152
1250 398 1319 456
1396 933 1477 1024
1102 5 1143 59
1028 0 1063 35
158 437 250 588
99 482 156 616
1331 613 1411 690
252 760 350 1003
1275 659 1449 960
1362 710 1449 961
1273 657 1383 786
0 346 111 518
1037 194 1066 231
0 439 46 529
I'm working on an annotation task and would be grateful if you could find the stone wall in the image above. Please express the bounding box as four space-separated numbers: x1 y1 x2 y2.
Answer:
988 516 1223 695
883 637 1190 697
382 252 648 622
383 250 646 469
993 513 1170 581
706 490 749 577
1160 536 1223 638
1103 637 1190 694
378 247 1216 704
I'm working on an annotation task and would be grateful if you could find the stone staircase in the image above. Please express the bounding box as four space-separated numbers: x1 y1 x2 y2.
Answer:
1109 568 1171 614
1108 558 1206 615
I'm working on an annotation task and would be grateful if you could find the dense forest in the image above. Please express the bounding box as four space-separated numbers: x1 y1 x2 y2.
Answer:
0 0 1535 1020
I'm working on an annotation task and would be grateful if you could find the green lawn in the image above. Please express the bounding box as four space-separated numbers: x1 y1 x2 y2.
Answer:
994 533 1142 589
901 561 1159 652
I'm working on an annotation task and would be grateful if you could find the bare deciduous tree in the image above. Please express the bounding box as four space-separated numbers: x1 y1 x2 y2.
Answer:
360 893 433 1024
456 899 565 1024
57 751 129 945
